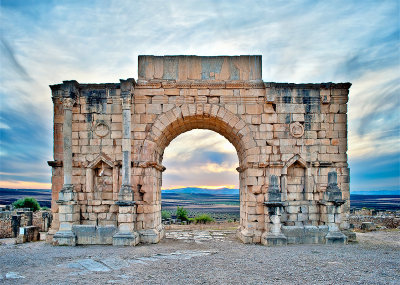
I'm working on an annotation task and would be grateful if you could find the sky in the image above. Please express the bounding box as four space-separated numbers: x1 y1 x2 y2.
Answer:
0 0 399 193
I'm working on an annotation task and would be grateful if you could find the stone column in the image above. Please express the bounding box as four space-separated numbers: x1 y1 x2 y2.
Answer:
62 98 74 192
119 96 133 201
113 95 139 246
53 98 79 246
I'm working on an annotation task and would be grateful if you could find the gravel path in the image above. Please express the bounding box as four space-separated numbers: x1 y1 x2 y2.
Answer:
0 230 399 284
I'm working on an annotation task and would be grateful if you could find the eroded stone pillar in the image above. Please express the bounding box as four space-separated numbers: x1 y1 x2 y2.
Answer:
261 175 287 246
113 94 139 246
53 98 79 246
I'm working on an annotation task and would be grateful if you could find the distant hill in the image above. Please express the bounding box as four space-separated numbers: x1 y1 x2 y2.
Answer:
351 190 400 195
0 188 51 207
1 187 399 211
162 187 239 195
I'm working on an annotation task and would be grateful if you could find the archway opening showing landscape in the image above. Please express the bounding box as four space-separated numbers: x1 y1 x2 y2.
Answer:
161 129 240 224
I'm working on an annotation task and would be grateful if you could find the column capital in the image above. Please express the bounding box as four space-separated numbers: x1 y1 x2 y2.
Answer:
63 98 76 110
121 96 132 110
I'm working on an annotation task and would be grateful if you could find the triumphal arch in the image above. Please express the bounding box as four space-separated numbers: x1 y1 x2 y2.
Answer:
48 55 351 246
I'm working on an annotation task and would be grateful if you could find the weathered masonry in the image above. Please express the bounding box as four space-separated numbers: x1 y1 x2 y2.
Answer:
48 55 351 246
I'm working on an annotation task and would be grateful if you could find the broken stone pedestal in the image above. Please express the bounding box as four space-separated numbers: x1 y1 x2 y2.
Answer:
262 202 288 246
261 175 288 246
322 171 348 245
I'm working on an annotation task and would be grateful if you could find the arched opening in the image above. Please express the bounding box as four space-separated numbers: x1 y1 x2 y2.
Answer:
161 129 240 225
132 104 260 243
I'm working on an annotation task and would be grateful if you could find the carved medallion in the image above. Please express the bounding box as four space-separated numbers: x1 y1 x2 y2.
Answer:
95 122 109 138
290 122 304 138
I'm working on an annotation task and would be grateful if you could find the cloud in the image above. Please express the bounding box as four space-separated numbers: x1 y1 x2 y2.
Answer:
0 122 10 130
0 38 31 80
0 0 399 191
162 130 239 189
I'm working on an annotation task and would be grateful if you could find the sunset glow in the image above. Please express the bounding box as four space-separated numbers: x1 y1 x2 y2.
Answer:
0 181 51 190
161 185 237 191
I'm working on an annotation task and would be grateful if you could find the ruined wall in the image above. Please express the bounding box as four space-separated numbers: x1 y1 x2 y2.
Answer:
0 210 51 238
49 55 351 245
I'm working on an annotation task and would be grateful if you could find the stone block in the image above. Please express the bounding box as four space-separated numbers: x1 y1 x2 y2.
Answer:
53 231 76 246
262 113 277 123
325 231 347 244
146 104 162 114
73 225 118 245
113 231 140 246
246 104 263 114
281 225 329 244
16 226 40 244
138 229 162 244
361 222 376 231
261 232 288 246
342 230 357 242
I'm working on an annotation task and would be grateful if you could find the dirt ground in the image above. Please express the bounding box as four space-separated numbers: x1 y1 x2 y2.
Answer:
0 227 399 285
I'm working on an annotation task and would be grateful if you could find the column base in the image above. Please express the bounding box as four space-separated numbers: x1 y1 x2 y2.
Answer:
325 231 348 245
112 231 140 246
138 228 163 244
236 229 254 244
261 232 288 246
53 231 76 246
342 230 357 243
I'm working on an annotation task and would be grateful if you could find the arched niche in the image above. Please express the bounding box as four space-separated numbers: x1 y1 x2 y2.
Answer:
85 153 119 226
281 154 309 202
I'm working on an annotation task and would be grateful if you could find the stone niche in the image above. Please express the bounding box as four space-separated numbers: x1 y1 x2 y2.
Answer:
48 55 351 246
84 154 119 226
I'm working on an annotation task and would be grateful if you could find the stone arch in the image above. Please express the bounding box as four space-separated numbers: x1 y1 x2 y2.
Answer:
146 104 257 165
135 103 258 243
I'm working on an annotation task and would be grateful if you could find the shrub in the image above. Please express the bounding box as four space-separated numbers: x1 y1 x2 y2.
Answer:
12 197 41 212
176 206 188 221
194 214 215 224
41 206 50 211
161 210 171 220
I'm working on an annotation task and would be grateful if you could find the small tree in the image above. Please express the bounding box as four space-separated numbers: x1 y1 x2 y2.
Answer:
194 214 215 224
161 210 171 220
176 206 188 221
12 197 41 212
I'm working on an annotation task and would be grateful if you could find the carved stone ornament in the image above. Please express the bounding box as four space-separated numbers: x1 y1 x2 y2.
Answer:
290 122 304 138
62 98 75 109
94 122 110 138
